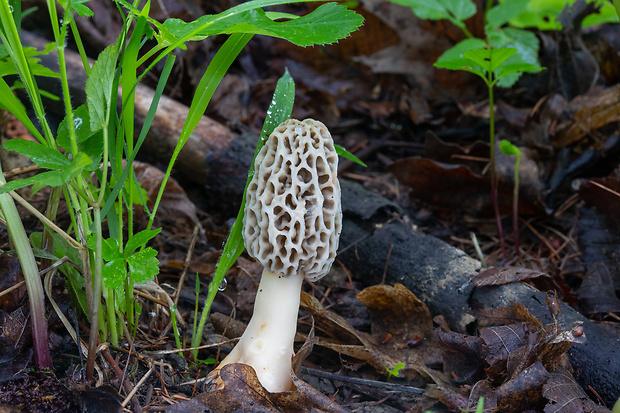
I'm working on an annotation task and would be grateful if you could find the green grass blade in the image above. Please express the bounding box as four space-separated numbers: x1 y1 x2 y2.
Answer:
148 33 252 231
100 54 176 220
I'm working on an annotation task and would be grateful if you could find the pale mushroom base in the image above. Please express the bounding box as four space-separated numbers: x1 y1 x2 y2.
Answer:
208 269 304 393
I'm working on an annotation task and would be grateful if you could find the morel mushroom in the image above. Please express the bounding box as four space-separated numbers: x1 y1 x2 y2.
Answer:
211 118 342 392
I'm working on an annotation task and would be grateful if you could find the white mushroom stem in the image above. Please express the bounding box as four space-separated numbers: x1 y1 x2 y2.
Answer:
216 269 304 393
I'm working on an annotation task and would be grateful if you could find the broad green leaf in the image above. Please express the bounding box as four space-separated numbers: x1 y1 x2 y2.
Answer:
582 2 619 27
0 150 93 193
102 259 126 289
0 43 58 78
495 62 542 81
436 38 486 73
60 0 94 17
3 139 69 169
389 0 475 22
336 144 366 167
500 139 520 156
433 57 486 80
163 3 363 47
124 228 161 256
85 45 117 129
487 28 540 87
509 0 618 30
463 48 516 73
127 247 159 283
486 0 529 30
0 170 65 193
389 0 451 20
101 237 123 261
442 0 476 21
57 104 104 166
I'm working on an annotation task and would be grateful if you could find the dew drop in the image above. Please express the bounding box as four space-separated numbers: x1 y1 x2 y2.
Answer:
8 5 13 12
218 278 227 292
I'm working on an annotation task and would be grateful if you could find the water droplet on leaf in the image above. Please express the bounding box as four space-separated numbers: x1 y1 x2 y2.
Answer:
218 278 227 291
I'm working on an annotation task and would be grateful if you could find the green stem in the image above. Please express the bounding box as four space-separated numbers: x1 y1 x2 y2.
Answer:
487 74 506 260
103 286 118 346
513 152 521 257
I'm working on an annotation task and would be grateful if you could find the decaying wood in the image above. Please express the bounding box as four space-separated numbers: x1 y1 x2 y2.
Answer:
337 180 620 406
19 31 620 406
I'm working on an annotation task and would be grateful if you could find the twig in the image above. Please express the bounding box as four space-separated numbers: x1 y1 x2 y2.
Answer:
173 225 200 306
122 364 155 408
300 367 425 394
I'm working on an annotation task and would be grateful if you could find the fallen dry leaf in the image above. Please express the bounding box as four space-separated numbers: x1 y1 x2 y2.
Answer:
356 283 433 342
577 262 620 315
472 266 552 288
300 291 436 382
543 369 609 413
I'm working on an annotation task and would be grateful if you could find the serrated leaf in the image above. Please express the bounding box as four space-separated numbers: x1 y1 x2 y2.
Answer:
463 48 516 73
495 62 542 80
0 170 65 193
433 57 486 79
488 28 540 87
0 43 59 79
486 0 529 30
436 38 485 69
101 237 123 262
127 247 159 284
389 0 450 20
500 139 520 156
164 3 363 47
57 104 104 165
3 139 69 169
102 259 126 289
124 228 161 257
441 0 476 21
390 0 475 22
85 45 117 130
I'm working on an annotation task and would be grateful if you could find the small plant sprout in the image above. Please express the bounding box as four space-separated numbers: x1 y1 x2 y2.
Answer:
434 47 541 259
208 119 342 393
500 139 521 257
386 362 405 382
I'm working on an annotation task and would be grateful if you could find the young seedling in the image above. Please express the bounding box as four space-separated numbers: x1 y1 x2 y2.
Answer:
386 362 405 382
434 47 541 259
500 139 522 256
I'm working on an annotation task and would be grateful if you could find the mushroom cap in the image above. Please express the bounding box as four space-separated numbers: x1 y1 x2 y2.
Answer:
243 119 342 282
